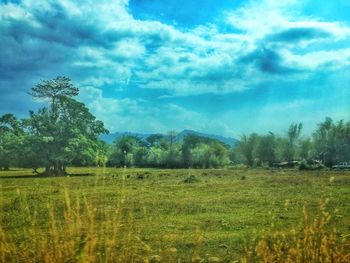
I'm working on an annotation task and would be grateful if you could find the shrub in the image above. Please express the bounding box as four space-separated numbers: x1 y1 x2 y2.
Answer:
183 175 200 183
299 160 326 170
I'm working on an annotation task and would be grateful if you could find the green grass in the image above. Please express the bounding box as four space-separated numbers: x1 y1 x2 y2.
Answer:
1 167 350 261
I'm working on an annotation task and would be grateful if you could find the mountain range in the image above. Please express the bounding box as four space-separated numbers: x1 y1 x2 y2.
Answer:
100 129 238 147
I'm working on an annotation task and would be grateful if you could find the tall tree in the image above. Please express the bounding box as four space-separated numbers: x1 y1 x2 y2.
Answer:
298 138 312 160
236 133 259 166
256 132 277 166
283 123 302 162
313 118 350 166
25 77 108 176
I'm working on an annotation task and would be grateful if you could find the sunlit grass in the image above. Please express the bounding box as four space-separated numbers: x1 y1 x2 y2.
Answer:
1 168 349 262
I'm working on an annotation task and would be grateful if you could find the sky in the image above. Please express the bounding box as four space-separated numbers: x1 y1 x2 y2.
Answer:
0 0 349 138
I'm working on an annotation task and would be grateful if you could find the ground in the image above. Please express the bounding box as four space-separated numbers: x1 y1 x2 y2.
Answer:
1 167 349 262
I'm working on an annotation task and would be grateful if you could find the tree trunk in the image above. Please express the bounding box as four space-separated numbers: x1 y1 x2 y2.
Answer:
41 162 67 176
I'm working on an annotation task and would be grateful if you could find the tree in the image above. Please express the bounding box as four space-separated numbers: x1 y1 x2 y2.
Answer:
313 118 350 166
190 141 229 168
190 143 211 168
256 132 277 166
181 134 230 168
146 147 164 167
133 146 149 167
182 134 203 167
29 76 78 113
282 123 302 162
236 133 259 166
298 138 312 160
163 143 182 168
109 136 144 167
25 77 108 176
0 114 24 170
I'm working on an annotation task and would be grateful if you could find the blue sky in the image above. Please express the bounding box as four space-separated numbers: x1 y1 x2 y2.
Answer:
0 0 349 137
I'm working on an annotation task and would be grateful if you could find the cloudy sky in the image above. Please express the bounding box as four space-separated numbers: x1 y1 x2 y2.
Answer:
1 0 349 137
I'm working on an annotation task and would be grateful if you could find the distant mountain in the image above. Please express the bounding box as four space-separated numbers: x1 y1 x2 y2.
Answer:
99 132 151 144
100 130 238 147
176 129 238 147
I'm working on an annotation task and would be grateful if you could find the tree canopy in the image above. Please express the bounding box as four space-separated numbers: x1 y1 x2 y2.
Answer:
6 77 109 176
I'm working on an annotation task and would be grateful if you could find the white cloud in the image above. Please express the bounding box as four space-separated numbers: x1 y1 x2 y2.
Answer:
1 0 350 135
3 0 349 97
226 0 350 45
283 48 350 69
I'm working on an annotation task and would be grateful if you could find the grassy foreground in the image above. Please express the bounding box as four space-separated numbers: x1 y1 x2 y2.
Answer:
1 167 350 262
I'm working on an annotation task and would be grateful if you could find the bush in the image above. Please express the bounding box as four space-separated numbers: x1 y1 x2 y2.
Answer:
183 175 200 183
299 160 326 170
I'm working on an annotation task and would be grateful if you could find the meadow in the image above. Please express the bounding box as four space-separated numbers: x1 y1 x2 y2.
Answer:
1 167 350 262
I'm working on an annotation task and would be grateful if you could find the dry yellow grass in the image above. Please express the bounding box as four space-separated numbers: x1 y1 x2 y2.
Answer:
243 199 350 263
1 187 151 262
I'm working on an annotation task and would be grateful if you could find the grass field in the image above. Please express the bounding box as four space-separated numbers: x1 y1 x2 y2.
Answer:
1 167 350 262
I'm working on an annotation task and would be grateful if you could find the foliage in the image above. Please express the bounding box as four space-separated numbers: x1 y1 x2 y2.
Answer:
234 133 259 166
233 118 349 168
24 78 109 175
0 114 24 170
282 123 302 162
312 118 350 166
29 76 79 104
256 132 277 166
108 136 143 167
1 77 108 175
108 134 230 168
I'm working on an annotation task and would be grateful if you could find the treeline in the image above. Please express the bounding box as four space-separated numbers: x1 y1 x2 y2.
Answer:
108 134 230 168
107 118 350 169
0 77 349 175
232 119 350 168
